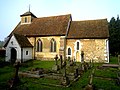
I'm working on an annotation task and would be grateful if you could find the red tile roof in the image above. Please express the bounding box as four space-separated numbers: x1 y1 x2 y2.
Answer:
10 14 109 39
14 34 33 47
11 14 71 36
4 34 33 48
67 19 109 39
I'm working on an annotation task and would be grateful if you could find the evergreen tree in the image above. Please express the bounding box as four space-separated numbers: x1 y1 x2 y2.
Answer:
109 15 120 56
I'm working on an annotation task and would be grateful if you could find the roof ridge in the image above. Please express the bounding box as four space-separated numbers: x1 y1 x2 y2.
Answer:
37 14 71 19
72 18 107 22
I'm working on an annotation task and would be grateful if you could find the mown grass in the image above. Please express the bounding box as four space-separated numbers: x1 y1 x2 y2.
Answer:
20 60 55 71
0 57 120 90
94 68 118 78
109 56 118 64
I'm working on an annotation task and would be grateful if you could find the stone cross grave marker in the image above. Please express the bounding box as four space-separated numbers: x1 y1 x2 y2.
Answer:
14 62 20 83
54 54 58 65
60 55 63 68
52 55 59 71
8 62 21 88
61 61 70 86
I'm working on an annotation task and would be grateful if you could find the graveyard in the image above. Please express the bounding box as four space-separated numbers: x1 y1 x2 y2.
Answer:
0 56 120 90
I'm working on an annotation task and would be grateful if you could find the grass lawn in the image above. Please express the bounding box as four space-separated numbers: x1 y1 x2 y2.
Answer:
109 56 118 64
0 57 120 90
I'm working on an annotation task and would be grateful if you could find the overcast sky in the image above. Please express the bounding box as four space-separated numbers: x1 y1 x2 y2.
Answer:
0 0 120 41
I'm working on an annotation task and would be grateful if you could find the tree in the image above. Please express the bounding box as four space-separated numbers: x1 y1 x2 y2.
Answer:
109 15 120 56
0 41 4 48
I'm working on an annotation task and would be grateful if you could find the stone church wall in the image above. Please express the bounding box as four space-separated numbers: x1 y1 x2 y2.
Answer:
28 36 61 60
66 39 109 63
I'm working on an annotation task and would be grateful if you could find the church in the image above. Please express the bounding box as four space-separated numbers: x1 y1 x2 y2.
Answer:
4 11 109 63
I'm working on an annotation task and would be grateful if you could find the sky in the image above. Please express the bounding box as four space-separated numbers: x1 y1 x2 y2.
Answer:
0 0 120 41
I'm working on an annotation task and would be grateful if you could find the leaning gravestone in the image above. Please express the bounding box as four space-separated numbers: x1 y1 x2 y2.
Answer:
85 69 94 90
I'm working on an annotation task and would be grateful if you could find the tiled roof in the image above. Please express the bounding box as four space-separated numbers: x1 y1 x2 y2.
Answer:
14 34 33 47
20 11 37 18
67 19 109 39
11 14 71 36
4 34 33 47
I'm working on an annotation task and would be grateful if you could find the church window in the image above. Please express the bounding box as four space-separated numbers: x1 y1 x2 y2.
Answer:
68 47 71 55
36 39 42 52
50 39 56 52
25 17 27 23
77 41 79 50
26 51 29 55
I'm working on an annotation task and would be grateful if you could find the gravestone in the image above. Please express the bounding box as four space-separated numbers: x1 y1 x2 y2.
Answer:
61 76 70 86
73 58 76 65
89 60 92 68
78 64 84 75
60 55 63 69
14 62 20 83
38 68 44 75
74 68 78 78
52 55 59 71
81 51 84 64
84 63 87 71
8 62 21 88
68 57 70 62
118 55 120 69
68 57 70 65
85 69 94 90
61 61 70 86
70 60 74 66
91 59 94 67
54 54 58 65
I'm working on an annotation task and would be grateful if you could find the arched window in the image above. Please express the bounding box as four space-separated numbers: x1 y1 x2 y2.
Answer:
77 41 79 50
68 47 71 55
36 39 42 52
50 39 56 52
